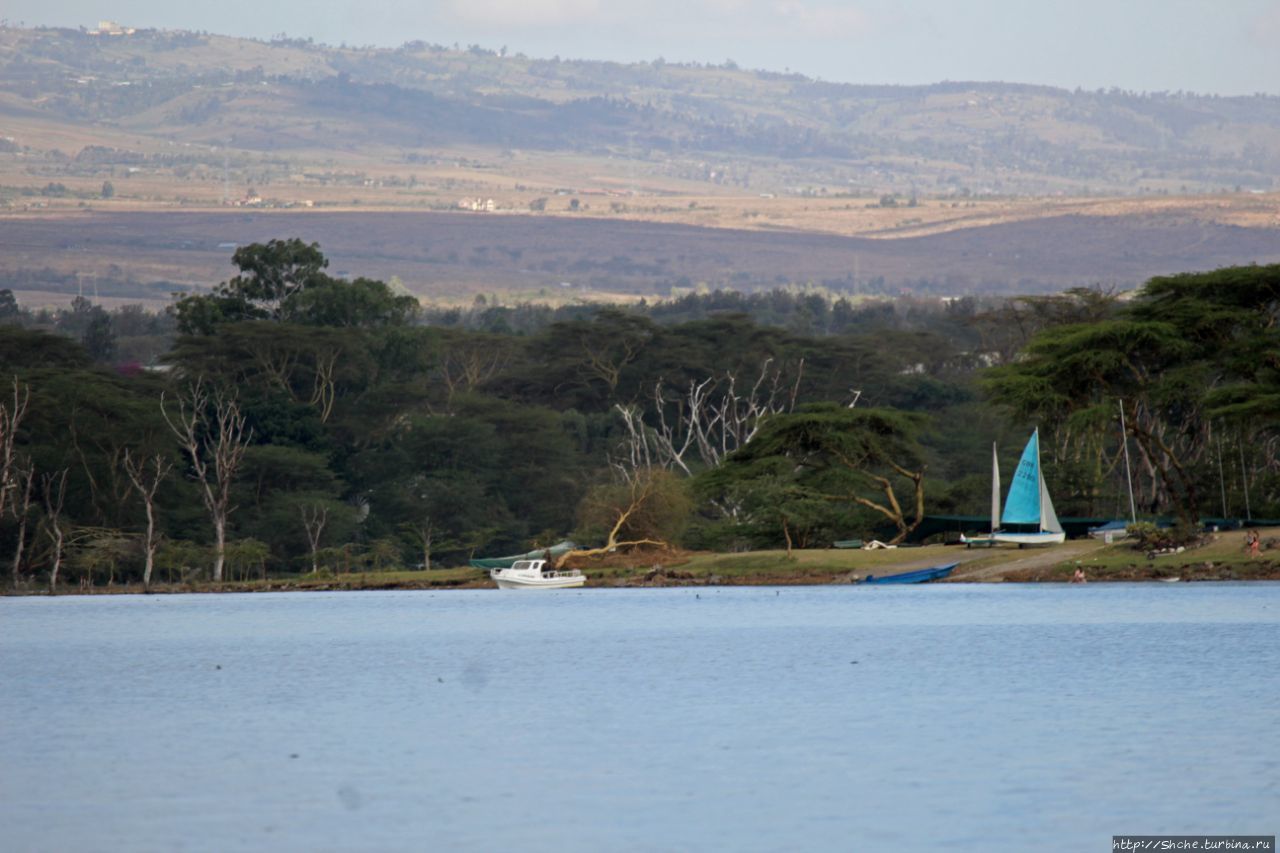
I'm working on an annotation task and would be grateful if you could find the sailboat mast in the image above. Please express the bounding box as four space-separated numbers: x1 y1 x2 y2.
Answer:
1034 427 1043 533
1217 427 1228 519
1239 438 1252 521
1118 399 1137 524
991 442 1000 534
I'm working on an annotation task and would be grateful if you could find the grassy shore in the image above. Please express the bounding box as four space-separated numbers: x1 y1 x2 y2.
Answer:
8 528 1277 596
579 527 1280 586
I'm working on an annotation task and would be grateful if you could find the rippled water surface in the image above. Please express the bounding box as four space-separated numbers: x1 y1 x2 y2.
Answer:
2 584 1277 852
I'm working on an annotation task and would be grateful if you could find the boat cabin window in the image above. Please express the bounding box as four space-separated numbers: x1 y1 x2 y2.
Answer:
510 560 544 571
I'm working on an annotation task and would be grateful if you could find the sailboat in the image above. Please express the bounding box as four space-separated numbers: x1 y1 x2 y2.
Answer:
979 429 1066 546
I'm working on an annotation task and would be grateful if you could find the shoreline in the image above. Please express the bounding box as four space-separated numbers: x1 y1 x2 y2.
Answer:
6 533 1278 596
6 575 1280 598
5 528 1276 597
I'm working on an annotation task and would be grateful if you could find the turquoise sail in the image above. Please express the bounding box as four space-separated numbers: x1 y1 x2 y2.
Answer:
1001 430 1042 525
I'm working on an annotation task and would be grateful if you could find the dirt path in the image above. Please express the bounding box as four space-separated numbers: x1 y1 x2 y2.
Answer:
946 539 1110 581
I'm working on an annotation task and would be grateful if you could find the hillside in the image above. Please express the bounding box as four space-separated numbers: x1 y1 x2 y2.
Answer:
3 25 1280 305
4 24 1280 203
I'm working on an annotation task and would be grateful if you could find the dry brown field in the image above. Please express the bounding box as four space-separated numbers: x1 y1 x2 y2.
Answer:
3 198 1279 310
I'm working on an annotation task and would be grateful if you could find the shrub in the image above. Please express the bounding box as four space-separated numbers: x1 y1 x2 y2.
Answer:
1127 520 1206 551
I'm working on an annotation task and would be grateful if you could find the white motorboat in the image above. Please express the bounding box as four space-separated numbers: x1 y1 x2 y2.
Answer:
490 559 586 590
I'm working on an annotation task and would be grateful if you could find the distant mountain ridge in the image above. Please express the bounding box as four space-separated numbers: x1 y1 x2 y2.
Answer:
3 25 1280 196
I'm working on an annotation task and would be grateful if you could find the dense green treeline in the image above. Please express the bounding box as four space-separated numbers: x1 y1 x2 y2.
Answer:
2 244 1276 589
418 287 999 340
987 264 1280 524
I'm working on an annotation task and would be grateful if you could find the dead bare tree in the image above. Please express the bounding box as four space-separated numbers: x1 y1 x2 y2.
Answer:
616 358 804 478
0 377 31 521
613 403 665 475
162 381 251 583
299 503 328 574
10 461 34 588
42 468 68 593
123 449 173 590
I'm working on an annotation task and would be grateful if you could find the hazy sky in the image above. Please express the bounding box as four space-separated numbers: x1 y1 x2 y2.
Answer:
6 0 1280 95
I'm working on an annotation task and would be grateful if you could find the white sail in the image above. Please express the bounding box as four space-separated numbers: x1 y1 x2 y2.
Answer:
1034 427 1059 534
1039 468 1063 534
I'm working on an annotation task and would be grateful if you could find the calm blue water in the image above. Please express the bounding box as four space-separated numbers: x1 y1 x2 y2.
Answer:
1 584 1277 852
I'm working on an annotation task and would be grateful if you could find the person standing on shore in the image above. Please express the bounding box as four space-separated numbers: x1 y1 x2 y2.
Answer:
1247 531 1261 558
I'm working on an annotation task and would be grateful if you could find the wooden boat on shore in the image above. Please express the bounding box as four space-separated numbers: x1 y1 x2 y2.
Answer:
862 562 958 585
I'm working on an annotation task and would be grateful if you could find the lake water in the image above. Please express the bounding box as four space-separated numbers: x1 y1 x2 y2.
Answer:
1 584 1277 852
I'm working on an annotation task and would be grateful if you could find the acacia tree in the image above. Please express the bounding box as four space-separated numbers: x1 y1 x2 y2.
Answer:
400 516 435 570
558 468 692 566
986 264 1280 521
704 462 847 553
123 449 173 589
165 324 369 426
41 468 69 592
706 404 928 544
162 381 251 583
434 331 513 409
572 311 654 394
967 287 1121 366
535 310 656 403
367 538 402 572
224 539 270 582
986 319 1198 514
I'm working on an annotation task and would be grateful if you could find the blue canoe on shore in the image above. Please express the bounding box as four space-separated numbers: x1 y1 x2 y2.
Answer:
862 562 959 585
